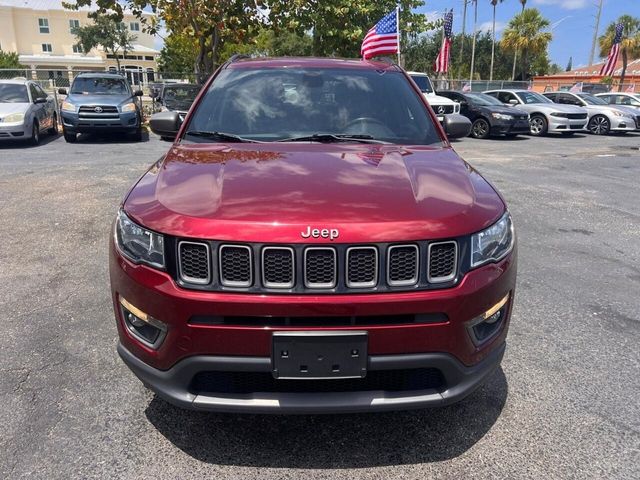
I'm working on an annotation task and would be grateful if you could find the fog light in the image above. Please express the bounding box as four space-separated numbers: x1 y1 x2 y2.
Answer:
119 296 167 349
467 294 509 346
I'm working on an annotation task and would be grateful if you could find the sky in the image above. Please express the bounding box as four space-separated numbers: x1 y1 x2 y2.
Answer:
415 0 639 68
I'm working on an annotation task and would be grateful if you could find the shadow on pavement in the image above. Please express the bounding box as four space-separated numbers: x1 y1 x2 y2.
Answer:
0 132 60 149
75 130 150 143
145 367 508 468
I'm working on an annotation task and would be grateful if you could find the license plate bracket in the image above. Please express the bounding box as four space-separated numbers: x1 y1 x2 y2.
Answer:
272 331 368 380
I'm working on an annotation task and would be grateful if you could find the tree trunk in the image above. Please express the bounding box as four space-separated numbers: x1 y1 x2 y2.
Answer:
210 25 220 72
490 4 496 82
195 35 206 83
618 47 628 92
459 0 468 65
512 50 517 81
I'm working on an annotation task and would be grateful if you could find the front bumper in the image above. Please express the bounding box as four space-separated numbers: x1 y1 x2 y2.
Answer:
548 117 587 133
61 110 139 133
609 116 638 132
118 340 506 414
490 119 530 135
0 122 30 140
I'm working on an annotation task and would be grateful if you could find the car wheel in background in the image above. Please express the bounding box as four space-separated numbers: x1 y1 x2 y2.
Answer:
470 118 491 139
63 129 77 143
529 114 548 136
48 114 58 135
30 122 40 146
132 126 143 142
588 115 610 135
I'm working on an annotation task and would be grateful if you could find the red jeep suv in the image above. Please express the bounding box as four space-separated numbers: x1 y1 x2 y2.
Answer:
110 57 516 414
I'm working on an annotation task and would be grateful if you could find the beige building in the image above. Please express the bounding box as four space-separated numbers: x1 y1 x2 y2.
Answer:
0 0 159 84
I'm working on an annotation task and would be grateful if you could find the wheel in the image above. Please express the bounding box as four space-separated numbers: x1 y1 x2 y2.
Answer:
131 126 143 142
48 114 58 135
529 114 548 136
588 115 610 135
63 129 77 143
470 118 491 139
30 121 40 145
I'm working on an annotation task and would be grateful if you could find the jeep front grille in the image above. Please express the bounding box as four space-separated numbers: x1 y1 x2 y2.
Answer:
175 240 460 293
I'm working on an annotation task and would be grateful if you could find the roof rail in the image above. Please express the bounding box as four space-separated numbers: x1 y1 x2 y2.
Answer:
228 54 251 63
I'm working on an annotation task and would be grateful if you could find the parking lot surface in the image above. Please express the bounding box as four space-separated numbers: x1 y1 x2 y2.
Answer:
1 131 639 479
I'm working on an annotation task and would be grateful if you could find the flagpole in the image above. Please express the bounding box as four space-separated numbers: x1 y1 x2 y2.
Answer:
396 4 401 66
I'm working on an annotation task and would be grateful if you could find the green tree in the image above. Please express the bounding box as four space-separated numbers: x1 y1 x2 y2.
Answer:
222 29 313 59
501 8 552 80
71 16 136 70
565 56 572 71
0 50 23 69
158 33 198 74
599 15 640 91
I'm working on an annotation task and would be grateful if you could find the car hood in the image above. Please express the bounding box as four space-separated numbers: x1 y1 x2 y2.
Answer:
481 105 528 116
124 143 505 243
0 103 29 115
66 93 132 105
517 103 585 113
424 93 456 105
589 104 637 117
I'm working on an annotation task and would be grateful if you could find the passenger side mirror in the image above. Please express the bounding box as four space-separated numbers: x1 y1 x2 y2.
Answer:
134 89 144 97
508 99 519 106
58 88 67 95
34 97 47 104
442 113 472 139
149 111 182 138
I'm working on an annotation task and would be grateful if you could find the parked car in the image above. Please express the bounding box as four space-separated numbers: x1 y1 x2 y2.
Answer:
58 73 143 142
112 57 515 414
594 92 640 111
407 72 460 124
543 91 638 135
0 78 58 145
155 83 200 120
438 90 530 139
484 89 588 136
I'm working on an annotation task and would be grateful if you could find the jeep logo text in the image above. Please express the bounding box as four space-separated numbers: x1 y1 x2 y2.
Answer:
301 226 339 241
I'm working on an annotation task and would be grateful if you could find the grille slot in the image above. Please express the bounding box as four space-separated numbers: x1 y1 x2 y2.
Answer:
428 241 457 283
191 368 446 394
190 313 448 327
219 245 252 287
304 248 337 288
262 247 295 288
346 247 378 288
178 241 210 284
387 245 419 286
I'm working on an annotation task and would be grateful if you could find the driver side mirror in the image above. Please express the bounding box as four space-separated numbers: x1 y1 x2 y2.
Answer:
34 97 48 104
442 114 472 139
134 89 143 97
149 111 182 139
58 88 67 95
508 99 519 106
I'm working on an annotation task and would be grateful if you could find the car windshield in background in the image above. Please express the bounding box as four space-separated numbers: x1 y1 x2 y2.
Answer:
576 93 607 105
409 76 434 94
0 84 29 103
162 85 200 109
517 91 552 104
466 92 504 106
71 77 129 95
186 68 441 145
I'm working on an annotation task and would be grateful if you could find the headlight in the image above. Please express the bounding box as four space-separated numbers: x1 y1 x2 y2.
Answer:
115 210 165 269
471 212 514 268
491 113 513 120
2 112 25 123
550 112 567 118
611 110 630 118
61 101 76 112
121 102 137 112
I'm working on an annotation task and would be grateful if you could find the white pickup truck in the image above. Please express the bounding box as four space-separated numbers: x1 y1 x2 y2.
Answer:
407 72 460 123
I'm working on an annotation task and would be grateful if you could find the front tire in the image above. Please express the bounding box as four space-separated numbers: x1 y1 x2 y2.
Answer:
30 122 40 146
588 115 610 135
131 126 143 142
63 129 77 143
529 114 548 136
470 118 491 139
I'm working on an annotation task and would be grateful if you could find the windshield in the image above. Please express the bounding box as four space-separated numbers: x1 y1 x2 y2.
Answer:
162 85 200 109
0 84 29 103
576 93 606 105
409 75 434 94
517 91 552 104
465 92 504 106
71 77 129 95
185 67 441 145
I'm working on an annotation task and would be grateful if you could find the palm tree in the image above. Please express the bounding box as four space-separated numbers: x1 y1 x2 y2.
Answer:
501 8 552 80
489 0 504 82
511 0 526 77
599 15 640 91
519 0 526 12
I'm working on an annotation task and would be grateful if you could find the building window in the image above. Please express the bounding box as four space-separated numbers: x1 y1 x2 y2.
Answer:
38 18 50 34
69 19 80 32
144 56 154 61
42 43 52 53
72 44 84 53
129 22 140 31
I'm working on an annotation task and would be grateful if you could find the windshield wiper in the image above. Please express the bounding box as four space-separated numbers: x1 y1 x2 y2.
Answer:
184 130 256 143
278 133 389 144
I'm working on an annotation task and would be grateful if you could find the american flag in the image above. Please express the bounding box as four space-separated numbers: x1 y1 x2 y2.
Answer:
435 10 454 73
361 10 399 60
600 23 624 76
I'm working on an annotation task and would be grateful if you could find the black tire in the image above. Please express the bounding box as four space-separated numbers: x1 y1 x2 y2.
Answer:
30 122 40 146
588 115 610 135
131 126 143 142
63 129 77 143
48 114 58 135
470 118 491 139
529 114 548 136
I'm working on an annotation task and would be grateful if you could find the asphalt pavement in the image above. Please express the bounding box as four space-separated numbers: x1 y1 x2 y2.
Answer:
0 130 639 479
